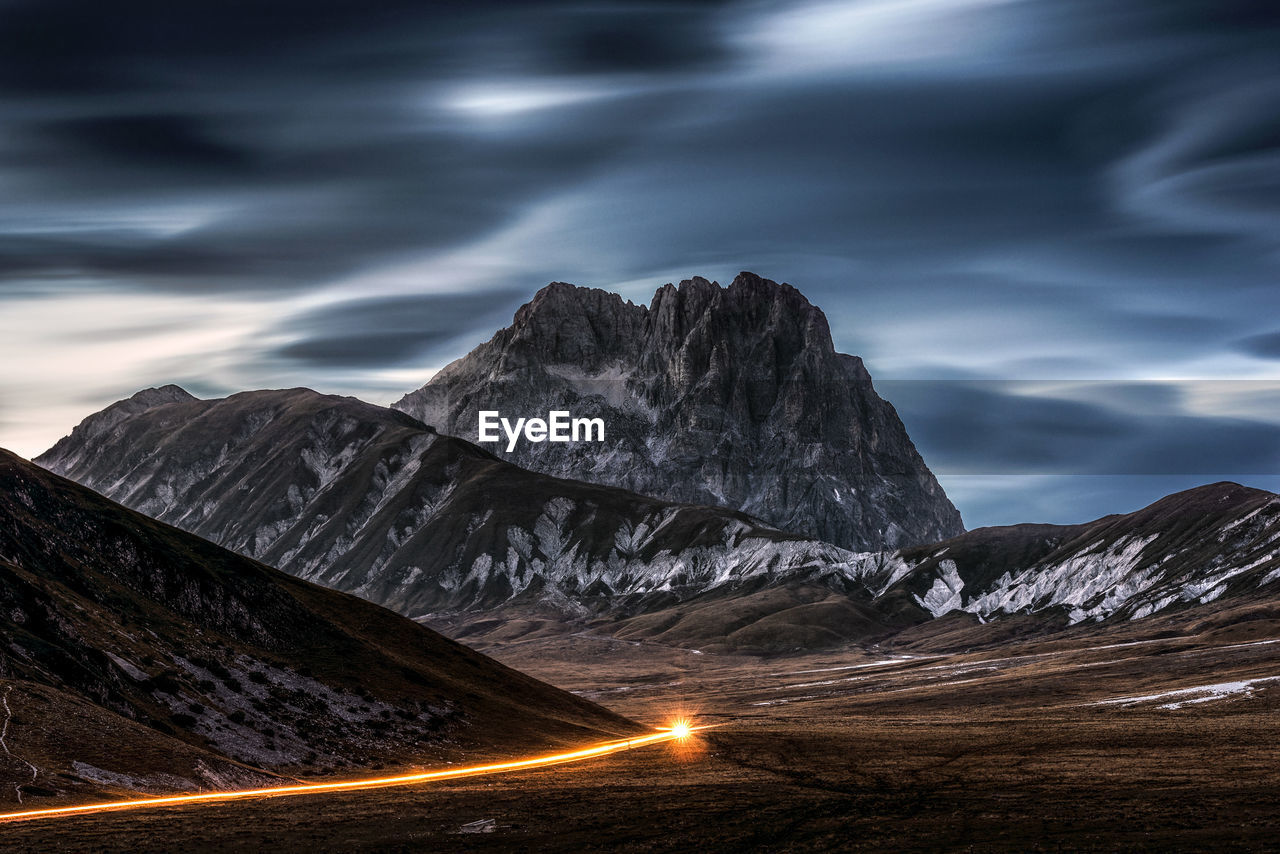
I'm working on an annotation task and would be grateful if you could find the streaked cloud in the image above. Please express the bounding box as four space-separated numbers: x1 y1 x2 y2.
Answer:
441 79 639 118
0 0 1277 526
729 0 1027 75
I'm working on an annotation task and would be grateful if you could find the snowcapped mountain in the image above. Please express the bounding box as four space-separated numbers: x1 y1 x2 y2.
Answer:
865 482 1280 627
394 272 963 551
37 387 872 619
0 448 637 803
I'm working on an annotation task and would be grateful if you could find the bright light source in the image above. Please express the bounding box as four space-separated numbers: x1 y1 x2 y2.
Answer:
670 719 692 739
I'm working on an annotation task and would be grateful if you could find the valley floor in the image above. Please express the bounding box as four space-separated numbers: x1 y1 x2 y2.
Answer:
5 617 1280 852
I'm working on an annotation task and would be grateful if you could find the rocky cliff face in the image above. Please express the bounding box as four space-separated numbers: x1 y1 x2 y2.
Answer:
37 388 874 619
0 449 638 803
394 273 963 551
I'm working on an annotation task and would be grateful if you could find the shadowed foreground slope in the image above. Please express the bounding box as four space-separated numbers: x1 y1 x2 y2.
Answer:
0 449 639 807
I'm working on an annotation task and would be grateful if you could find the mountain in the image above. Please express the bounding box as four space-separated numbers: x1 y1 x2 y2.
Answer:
37 387 871 621
0 449 638 805
40 389 1280 656
865 482 1280 627
443 482 1280 653
394 273 963 551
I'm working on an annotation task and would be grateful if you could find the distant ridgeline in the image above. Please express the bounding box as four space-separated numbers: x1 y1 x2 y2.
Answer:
50 277 1280 650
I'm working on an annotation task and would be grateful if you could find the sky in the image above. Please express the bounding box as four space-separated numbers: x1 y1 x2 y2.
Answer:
1 0 1278 528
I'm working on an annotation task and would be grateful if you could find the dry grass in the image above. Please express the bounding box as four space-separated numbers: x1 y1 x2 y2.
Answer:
6 618 1280 851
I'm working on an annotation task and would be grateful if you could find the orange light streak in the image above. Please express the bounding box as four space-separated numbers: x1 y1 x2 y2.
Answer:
0 724 705 824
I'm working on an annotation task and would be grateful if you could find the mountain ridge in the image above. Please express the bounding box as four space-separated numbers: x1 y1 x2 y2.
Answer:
869 480 1280 627
36 387 873 621
33 385 1280 652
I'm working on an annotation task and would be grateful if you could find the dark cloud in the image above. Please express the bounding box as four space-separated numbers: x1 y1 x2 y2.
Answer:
0 232 257 283
885 381 1280 477
534 6 732 75
0 1 713 296
1237 332 1280 360
2 0 1278 523
275 291 525 368
0 124 649 291
0 0 731 97
0 1 455 96
35 115 257 173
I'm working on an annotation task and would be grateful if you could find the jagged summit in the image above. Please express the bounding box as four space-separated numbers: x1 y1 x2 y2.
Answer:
501 282 648 372
395 272 963 551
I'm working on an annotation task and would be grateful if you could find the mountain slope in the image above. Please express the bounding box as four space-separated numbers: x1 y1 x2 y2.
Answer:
394 273 963 551
0 449 638 805
868 482 1280 626
37 388 873 619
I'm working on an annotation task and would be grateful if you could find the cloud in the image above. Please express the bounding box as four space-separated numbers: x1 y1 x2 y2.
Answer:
0 2 712 298
885 380 1280 477
1 0 1278 525
442 81 631 118
728 0 1029 76
34 114 257 173
1238 332 1280 360
524 4 732 75
0 289 262 458
274 291 525 369
1114 76 1280 243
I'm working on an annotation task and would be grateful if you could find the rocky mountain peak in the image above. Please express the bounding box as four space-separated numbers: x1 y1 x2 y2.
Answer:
500 282 647 372
645 272 830 350
40 383 200 467
651 275 719 317
395 273 964 551
643 273 835 389
504 274 832 369
129 384 198 407
516 281 640 325
724 270 813 311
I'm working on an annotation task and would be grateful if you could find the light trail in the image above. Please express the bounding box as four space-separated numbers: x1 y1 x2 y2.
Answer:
0 724 707 824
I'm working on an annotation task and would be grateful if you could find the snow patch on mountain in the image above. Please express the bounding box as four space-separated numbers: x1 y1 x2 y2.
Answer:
915 560 965 617
960 535 1160 624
